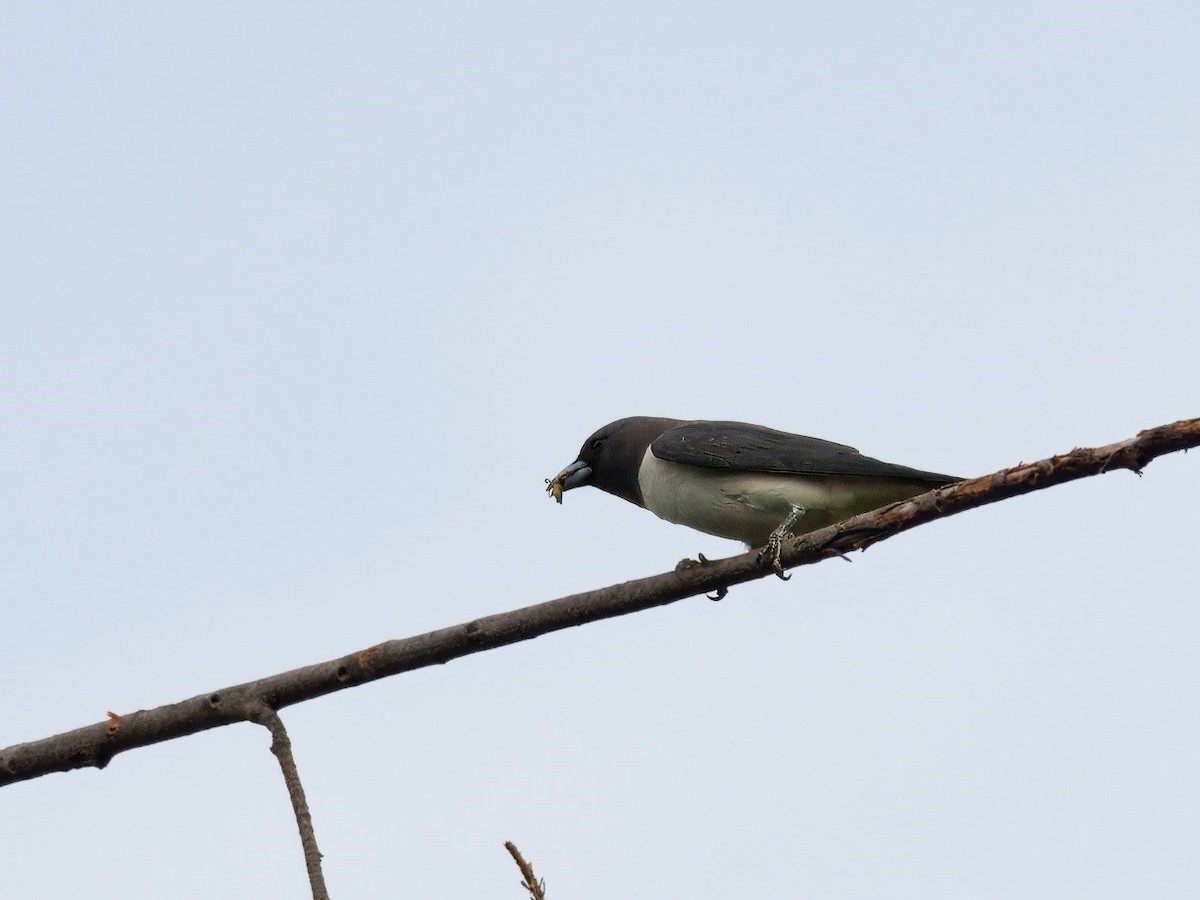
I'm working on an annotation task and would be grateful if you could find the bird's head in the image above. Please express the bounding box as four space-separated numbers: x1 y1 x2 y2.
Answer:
546 416 682 507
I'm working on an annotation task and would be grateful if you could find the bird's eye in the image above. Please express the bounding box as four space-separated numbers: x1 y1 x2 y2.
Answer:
590 438 606 450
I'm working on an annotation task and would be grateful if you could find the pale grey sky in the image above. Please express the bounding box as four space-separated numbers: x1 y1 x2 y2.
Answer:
2 2 1198 897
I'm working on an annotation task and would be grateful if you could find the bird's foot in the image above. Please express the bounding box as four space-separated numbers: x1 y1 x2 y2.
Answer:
757 505 806 580
674 552 711 572
675 554 729 600
759 536 791 580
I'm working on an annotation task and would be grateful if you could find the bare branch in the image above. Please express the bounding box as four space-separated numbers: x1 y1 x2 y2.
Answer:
505 841 547 900
249 705 331 900
1 417 1196 789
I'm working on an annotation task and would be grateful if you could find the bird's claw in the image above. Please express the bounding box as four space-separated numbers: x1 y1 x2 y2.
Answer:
758 535 792 580
757 505 804 580
763 535 792 578
675 552 711 572
675 554 729 599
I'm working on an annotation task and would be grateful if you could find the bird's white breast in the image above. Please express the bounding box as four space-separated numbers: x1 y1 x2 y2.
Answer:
637 448 926 546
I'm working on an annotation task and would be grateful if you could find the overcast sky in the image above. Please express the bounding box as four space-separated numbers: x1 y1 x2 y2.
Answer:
2 3 1198 898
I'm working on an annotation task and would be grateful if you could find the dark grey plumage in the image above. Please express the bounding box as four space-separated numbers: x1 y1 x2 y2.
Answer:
649 420 957 483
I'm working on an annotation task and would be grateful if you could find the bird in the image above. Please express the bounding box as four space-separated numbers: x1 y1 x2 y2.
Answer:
547 416 961 574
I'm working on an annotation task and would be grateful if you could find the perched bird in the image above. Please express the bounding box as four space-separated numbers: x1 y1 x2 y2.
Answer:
547 417 960 571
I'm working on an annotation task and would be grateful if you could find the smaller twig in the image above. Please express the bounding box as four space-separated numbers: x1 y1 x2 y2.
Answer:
505 841 547 900
250 705 331 900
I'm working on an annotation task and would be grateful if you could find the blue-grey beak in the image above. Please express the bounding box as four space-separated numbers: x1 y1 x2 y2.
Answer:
546 460 592 503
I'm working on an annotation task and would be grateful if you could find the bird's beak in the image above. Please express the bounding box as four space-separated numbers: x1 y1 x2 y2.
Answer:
545 460 592 504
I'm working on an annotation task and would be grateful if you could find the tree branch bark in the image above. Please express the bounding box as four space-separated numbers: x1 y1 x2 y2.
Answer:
505 841 548 900
2 417 1196 789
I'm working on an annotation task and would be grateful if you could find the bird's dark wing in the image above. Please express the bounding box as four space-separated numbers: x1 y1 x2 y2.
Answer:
650 421 959 484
